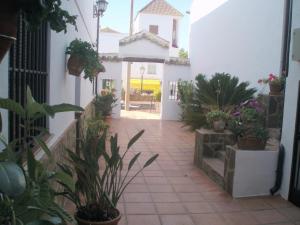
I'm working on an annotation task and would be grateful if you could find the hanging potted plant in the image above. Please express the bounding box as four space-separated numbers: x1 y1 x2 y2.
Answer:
60 121 159 225
66 39 105 80
206 110 229 132
0 0 77 63
229 99 269 150
258 73 285 95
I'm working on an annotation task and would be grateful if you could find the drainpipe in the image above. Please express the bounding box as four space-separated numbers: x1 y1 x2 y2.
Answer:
270 0 293 195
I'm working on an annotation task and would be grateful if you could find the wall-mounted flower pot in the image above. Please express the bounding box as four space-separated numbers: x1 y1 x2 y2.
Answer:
237 136 266 150
213 120 225 133
269 82 282 95
67 54 85 76
0 3 18 63
75 208 121 225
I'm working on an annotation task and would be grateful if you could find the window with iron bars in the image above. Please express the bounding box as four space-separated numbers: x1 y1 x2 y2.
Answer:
9 14 48 142
169 81 179 101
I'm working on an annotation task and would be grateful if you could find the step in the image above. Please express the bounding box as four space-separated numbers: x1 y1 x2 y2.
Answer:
216 150 226 162
202 157 225 188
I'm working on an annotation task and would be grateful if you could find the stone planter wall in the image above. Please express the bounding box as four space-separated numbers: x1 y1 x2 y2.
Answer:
194 129 235 167
261 95 284 129
224 145 279 198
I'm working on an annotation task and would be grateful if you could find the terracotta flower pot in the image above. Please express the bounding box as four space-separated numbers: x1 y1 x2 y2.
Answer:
213 120 225 133
75 209 121 225
269 82 282 95
0 2 18 63
237 136 266 150
67 54 85 76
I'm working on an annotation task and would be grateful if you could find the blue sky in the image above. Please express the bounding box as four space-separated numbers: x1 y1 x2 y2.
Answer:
101 0 192 50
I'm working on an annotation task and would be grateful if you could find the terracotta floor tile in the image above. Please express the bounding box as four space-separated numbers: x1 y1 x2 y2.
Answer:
192 213 228 225
148 185 174 193
145 177 169 185
177 193 205 202
221 212 259 225
173 184 202 193
184 202 215 214
127 215 161 225
125 184 148 193
151 193 180 203
155 203 187 214
126 203 156 215
160 215 195 225
251 209 289 224
278 207 300 222
109 117 300 225
124 193 152 203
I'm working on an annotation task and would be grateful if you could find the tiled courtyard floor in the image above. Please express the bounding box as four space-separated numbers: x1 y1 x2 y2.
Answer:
109 117 300 225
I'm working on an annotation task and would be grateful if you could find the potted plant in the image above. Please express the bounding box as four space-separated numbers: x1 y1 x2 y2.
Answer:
206 110 229 132
229 99 269 150
0 0 77 63
258 73 285 95
94 91 117 119
66 39 105 81
0 86 84 224
60 119 159 225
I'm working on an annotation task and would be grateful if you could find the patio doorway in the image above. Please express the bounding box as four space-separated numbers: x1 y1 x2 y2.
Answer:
290 82 300 207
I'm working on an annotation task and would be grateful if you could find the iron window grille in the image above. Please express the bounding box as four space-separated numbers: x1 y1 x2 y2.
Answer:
169 81 179 101
9 13 48 142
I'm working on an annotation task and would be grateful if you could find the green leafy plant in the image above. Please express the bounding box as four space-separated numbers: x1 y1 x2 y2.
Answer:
17 0 77 33
0 86 84 224
178 73 256 130
229 99 269 141
94 91 117 117
66 39 105 82
206 110 229 124
179 48 188 59
59 121 159 222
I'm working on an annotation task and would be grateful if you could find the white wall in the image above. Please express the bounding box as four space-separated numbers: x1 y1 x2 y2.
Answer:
280 0 300 200
99 32 127 54
189 0 285 89
232 149 278 198
134 13 181 57
99 61 123 118
131 62 163 80
0 54 9 149
161 64 191 120
48 0 97 140
119 39 169 59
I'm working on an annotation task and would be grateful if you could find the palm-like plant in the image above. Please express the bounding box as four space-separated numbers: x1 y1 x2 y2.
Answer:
195 73 256 110
59 119 159 222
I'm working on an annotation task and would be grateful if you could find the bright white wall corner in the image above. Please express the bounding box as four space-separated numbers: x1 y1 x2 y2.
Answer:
0 54 9 149
280 0 300 200
100 61 123 118
161 64 191 120
189 0 285 90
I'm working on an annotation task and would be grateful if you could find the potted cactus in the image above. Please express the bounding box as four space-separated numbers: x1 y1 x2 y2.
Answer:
0 0 77 63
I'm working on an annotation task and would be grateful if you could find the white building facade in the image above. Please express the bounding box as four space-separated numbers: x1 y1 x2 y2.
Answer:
0 0 99 149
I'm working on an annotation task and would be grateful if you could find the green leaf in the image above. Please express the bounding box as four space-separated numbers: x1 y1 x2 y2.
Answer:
26 101 48 118
54 171 75 192
143 154 159 168
127 130 144 150
50 104 84 114
0 98 25 118
33 137 52 159
26 220 57 225
128 152 141 171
